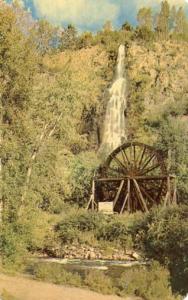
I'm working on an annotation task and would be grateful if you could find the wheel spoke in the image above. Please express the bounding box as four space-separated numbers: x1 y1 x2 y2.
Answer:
140 153 156 172
108 167 125 176
140 163 161 176
138 146 147 167
113 156 128 172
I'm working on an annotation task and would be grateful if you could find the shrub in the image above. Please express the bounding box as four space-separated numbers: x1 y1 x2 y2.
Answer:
131 205 188 295
84 270 115 295
117 262 179 300
56 211 105 244
33 263 82 287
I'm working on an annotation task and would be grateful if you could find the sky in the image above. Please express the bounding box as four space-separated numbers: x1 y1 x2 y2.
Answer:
6 0 188 31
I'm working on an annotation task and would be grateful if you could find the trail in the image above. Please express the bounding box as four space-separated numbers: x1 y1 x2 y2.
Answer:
0 273 142 300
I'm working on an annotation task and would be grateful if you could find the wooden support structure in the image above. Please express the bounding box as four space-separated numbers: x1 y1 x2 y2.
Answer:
88 142 177 214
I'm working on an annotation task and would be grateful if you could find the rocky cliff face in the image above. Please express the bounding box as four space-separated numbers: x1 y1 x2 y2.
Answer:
126 41 188 139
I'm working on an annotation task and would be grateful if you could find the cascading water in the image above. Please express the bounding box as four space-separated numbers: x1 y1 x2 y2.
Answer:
99 44 127 156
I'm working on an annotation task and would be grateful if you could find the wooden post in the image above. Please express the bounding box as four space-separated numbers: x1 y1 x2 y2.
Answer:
113 180 124 210
133 179 149 212
127 178 131 213
92 180 96 211
173 177 177 204
167 176 171 205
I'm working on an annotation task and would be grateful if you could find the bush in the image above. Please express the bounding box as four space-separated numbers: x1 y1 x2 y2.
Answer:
84 270 115 295
96 219 132 248
131 205 188 295
117 262 179 300
1 290 20 300
33 262 82 287
56 211 105 244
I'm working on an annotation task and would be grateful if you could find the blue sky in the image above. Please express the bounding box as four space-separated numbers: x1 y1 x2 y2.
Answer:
6 0 188 31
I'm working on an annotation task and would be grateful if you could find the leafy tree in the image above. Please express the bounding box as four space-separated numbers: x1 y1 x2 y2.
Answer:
0 3 39 268
132 206 188 295
137 7 153 31
173 7 188 40
60 24 78 50
103 20 113 32
169 6 177 32
121 21 133 32
156 0 170 39
31 19 61 55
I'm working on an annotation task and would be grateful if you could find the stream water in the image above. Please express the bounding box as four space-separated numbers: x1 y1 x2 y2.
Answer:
29 258 146 280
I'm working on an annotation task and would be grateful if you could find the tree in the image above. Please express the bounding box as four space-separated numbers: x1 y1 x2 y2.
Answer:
174 7 187 38
60 24 78 51
137 7 153 31
169 6 177 32
0 3 39 268
103 20 113 32
31 19 61 56
156 0 170 39
121 21 133 32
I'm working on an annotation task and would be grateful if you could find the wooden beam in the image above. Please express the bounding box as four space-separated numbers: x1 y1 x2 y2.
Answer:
155 179 165 204
127 178 131 213
86 195 93 210
120 192 129 214
96 176 171 182
167 176 171 205
133 179 149 212
113 180 125 209
139 185 155 204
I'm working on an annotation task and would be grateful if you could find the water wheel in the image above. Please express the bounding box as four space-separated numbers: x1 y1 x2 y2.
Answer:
88 142 176 214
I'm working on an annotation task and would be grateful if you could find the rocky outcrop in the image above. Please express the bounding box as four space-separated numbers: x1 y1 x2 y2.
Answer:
46 244 141 261
126 40 188 138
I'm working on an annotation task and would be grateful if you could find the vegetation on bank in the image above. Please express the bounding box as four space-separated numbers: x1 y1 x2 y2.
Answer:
32 261 180 300
0 1 188 299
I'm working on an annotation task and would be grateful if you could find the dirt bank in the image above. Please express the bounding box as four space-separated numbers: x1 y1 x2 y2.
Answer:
0 273 141 300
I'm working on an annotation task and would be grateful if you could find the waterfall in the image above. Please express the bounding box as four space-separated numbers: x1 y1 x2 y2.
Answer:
99 44 127 156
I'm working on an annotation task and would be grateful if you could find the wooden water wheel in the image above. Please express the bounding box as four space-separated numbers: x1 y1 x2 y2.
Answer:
88 142 177 214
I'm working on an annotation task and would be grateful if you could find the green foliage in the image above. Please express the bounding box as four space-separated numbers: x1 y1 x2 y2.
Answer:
58 151 100 206
60 24 78 51
96 218 133 248
1 290 20 300
30 19 61 55
55 211 104 244
33 262 82 286
137 7 153 31
131 205 188 295
148 112 188 199
156 1 170 40
84 270 115 295
117 262 178 300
